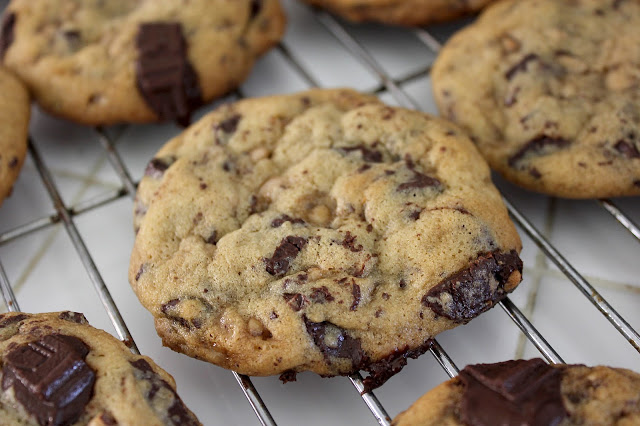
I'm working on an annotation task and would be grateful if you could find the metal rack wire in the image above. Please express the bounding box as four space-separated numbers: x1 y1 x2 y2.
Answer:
1 3 639 425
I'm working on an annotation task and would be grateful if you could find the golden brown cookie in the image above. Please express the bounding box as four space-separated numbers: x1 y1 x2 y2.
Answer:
0 66 29 208
0 311 201 426
129 88 522 389
0 0 286 125
394 358 640 426
432 0 640 198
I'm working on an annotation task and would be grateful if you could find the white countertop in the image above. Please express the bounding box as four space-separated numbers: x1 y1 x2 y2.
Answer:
1 1 639 424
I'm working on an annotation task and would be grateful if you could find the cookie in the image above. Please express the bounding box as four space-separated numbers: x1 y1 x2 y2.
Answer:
0 311 201 426
432 0 640 198
0 66 29 208
393 358 640 425
128 88 522 389
0 0 285 126
300 0 496 27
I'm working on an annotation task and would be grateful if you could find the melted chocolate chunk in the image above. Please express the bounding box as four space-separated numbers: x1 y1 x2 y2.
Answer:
2 334 95 426
361 340 433 391
0 12 16 60
310 286 335 304
508 136 571 168
505 53 540 80
0 313 27 328
135 23 202 126
283 293 307 311
615 140 640 159
459 359 567 426
341 231 363 252
265 236 308 276
271 214 305 228
161 299 180 313
303 316 366 369
422 251 522 322
58 311 87 324
350 283 361 311
397 159 442 192
338 145 383 163
144 156 176 179
130 359 198 426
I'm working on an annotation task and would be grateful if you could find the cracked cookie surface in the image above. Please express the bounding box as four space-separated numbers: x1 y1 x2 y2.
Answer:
0 311 200 426
0 66 29 208
129 88 522 388
300 0 496 26
0 0 285 125
432 0 640 198
394 359 640 426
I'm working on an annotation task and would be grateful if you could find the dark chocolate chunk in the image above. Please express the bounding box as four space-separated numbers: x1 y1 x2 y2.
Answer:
62 29 82 50
341 231 363 252
409 209 422 220
283 293 307 311
216 114 242 134
265 236 308 276
337 145 383 163
397 159 442 192
303 316 366 369
350 283 361 311
615 140 640 159
8 156 18 168
135 22 202 126
361 340 433 391
144 156 176 179
505 53 540 80
130 359 198 426
459 358 567 426
0 313 27 328
58 311 87 324
0 12 16 60
310 286 334 304
205 230 218 245
249 0 263 19
99 412 118 425
422 250 522 322
2 334 96 426
508 136 571 168
271 214 305 228
161 299 180 313
135 264 146 281
529 167 542 179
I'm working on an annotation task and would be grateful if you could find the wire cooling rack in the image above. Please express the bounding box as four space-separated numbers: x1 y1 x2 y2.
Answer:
1 1 639 425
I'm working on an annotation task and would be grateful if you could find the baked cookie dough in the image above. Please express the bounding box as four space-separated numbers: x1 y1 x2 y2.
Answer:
129 88 522 389
0 311 201 426
394 358 640 425
432 0 640 198
0 0 286 126
0 66 29 208
300 0 495 27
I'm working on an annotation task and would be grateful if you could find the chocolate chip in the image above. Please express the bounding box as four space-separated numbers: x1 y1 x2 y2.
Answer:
409 209 422 220
144 156 176 179
279 370 297 383
529 167 542 178
397 158 442 192
8 156 18 168
130 359 198 426
341 231 363 252
265 236 308 276
505 53 540 80
0 12 16 60
337 145 383 163
310 286 335 304
350 283 361 311
58 311 87 324
399 279 406 289
99 412 118 425
357 164 371 173
508 136 571 168
303 316 366 370
135 264 146 281
366 224 373 233
634 180 640 188
614 140 640 159
135 23 202 126
62 29 82 50
459 359 567 426
0 313 27 328
249 0 263 19
271 214 305 228
216 114 242 134
361 340 433 391
2 334 96 426
270 311 279 320
283 293 307 311
205 230 218 245
422 250 522 322
161 299 180 314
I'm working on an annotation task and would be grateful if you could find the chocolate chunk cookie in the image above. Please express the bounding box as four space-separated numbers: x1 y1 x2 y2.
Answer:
394 358 640 425
129 88 522 388
432 0 640 198
300 0 496 27
0 0 285 125
0 311 201 426
0 66 29 208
